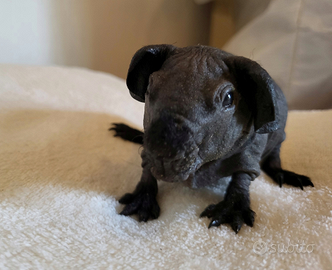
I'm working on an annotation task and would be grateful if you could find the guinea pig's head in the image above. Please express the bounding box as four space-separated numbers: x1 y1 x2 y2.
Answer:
126 45 279 182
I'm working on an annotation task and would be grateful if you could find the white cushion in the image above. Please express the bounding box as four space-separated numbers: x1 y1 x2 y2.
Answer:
224 0 332 110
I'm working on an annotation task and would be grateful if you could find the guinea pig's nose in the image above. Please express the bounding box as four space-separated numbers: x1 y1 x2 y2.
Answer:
145 111 191 156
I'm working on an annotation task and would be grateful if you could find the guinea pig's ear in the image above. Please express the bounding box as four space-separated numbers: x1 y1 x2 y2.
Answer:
224 56 279 134
126 45 176 102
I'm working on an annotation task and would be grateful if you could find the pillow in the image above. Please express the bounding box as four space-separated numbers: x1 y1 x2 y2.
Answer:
223 0 332 110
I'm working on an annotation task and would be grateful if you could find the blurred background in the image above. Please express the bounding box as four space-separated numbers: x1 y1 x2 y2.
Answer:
1 0 331 109
0 0 269 79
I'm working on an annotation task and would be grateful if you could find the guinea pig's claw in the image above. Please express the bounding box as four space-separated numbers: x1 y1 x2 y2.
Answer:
276 173 284 188
201 200 255 234
208 219 222 229
274 170 314 190
231 218 243 234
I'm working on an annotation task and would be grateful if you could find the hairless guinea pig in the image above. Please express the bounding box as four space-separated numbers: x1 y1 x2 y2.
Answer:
110 45 314 233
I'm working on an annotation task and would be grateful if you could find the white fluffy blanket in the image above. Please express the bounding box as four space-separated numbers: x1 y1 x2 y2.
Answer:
0 65 331 269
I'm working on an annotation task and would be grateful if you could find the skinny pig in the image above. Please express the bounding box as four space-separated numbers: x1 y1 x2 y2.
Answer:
111 45 313 233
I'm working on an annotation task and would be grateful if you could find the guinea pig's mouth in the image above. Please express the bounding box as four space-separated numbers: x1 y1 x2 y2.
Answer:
149 150 202 182
144 115 203 182
151 164 195 182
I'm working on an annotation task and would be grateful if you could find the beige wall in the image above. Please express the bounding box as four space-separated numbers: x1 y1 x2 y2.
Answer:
209 0 235 48
0 0 211 78
209 0 271 48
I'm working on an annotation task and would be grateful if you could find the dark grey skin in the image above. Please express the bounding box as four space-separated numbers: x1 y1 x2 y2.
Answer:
111 45 313 233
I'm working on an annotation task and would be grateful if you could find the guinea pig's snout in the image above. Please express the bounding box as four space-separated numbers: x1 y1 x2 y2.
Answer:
145 112 192 157
145 112 201 182
150 154 198 182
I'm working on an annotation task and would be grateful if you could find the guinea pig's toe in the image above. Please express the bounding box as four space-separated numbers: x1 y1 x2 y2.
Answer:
200 204 217 218
120 199 142 216
202 200 255 233
138 209 150 222
274 170 314 190
119 191 160 221
243 209 255 227
230 216 243 234
300 175 314 187
275 172 284 188
118 193 136 204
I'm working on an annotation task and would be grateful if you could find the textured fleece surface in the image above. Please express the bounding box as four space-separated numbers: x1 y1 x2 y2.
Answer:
0 65 331 269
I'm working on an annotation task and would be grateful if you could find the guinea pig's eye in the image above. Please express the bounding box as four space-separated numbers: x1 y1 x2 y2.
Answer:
222 91 234 107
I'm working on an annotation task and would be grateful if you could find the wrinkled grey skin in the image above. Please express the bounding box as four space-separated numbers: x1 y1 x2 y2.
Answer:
114 45 313 233
141 46 285 185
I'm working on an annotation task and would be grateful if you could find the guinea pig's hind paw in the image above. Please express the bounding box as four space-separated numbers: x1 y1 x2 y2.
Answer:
275 170 314 190
109 123 144 144
200 201 255 234
119 192 160 222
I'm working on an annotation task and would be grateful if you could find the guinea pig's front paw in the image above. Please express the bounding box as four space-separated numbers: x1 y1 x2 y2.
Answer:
200 200 255 234
119 191 160 222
